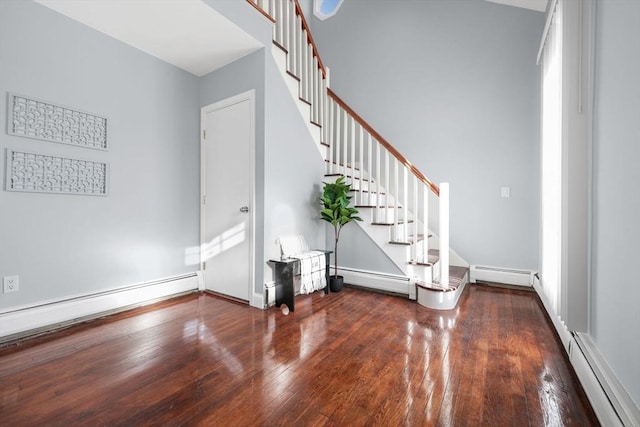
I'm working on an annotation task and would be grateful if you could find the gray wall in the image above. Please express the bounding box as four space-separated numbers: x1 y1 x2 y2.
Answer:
0 0 329 313
307 0 544 270
0 0 200 309
335 224 403 274
591 0 640 407
199 49 267 294
263 53 327 281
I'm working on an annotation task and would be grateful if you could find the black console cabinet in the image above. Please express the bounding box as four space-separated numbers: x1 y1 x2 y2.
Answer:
269 251 332 312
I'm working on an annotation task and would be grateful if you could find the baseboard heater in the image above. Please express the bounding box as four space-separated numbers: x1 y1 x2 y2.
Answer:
470 265 534 287
532 276 639 426
0 273 199 342
335 266 414 299
571 333 640 426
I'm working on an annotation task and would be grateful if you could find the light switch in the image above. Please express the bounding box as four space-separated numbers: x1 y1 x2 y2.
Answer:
501 186 511 198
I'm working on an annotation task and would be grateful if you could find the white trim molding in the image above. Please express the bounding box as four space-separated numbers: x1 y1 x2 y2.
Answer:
0 273 199 341
252 291 265 310
470 265 535 287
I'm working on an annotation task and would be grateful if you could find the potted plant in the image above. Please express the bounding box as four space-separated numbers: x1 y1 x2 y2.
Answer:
320 176 362 292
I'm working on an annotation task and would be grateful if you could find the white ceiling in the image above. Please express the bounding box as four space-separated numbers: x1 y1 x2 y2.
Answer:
485 0 548 12
34 0 264 77
34 0 545 78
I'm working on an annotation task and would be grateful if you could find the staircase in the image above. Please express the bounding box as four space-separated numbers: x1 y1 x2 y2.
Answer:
248 0 469 309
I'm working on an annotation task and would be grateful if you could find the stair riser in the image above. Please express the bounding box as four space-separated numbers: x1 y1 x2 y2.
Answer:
417 281 467 310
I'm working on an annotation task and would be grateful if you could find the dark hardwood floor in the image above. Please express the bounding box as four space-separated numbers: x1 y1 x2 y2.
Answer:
0 284 598 426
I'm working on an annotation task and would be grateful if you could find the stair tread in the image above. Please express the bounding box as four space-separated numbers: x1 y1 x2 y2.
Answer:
389 234 427 245
273 40 288 54
286 70 300 82
427 249 439 264
324 175 373 183
408 261 432 267
371 220 413 226
324 161 361 171
416 281 458 292
349 189 386 195
416 266 469 292
449 265 469 280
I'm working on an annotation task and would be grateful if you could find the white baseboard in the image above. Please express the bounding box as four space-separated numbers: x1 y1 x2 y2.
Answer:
196 271 205 291
337 266 413 298
252 291 265 309
0 273 199 340
532 277 638 426
470 265 534 287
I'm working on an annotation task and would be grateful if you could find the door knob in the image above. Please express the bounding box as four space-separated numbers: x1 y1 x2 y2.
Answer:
240 206 249 213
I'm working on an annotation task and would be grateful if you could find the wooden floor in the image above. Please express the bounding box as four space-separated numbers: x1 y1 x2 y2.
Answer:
0 285 598 426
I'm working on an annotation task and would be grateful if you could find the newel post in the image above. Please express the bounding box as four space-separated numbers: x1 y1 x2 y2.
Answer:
439 183 449 287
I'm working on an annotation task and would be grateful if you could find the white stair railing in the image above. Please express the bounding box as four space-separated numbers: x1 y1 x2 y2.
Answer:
247 0 451 286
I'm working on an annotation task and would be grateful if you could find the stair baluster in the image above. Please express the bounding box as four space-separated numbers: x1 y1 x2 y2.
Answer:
423 185 429 264
342 109 348 178
326 100 338 174
393 158 400 236
413 175 419 261
375 141 381 218
367 133 373 205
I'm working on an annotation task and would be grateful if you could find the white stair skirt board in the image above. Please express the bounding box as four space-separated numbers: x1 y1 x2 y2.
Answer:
271 44 323 157
470 265 534 287
416 280 467 311
0 273 199 341
336 266 415 299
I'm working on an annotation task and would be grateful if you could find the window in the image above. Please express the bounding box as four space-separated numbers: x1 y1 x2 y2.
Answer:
314 0 344 20
540 0 562 315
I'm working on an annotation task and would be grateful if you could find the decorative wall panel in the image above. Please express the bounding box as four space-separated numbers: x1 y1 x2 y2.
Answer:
8 93 108 150
6 149 108 196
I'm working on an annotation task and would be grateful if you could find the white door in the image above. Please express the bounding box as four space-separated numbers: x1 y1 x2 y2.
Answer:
202 91 254 302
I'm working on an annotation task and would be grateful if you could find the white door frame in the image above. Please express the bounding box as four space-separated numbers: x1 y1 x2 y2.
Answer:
200 90 256 306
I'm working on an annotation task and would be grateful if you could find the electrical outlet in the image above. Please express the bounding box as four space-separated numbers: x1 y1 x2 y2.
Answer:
3 275 19 293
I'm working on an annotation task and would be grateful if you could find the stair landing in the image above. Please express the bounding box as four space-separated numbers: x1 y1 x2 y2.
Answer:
416 265 469 310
